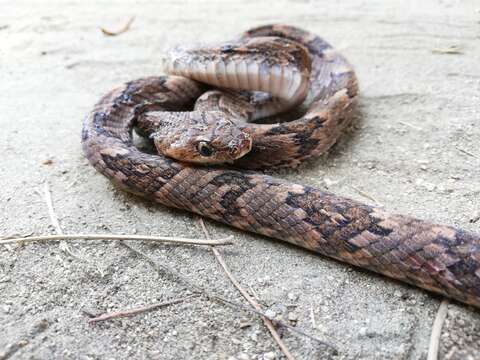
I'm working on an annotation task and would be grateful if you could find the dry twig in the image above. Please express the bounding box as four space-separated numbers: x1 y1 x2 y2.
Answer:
431 45 463 55
399 121 422 131
198 219 296 360
427 299 449 360
350 185 383 207
456 146 478 159
0 234 233 247
43 182 76 256
88 295 196 323
248 284 260 301
310 305 316 329
119 241 336 353
101 17 135 36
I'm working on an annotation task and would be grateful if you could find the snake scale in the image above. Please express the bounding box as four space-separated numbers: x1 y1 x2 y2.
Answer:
82 25 480 308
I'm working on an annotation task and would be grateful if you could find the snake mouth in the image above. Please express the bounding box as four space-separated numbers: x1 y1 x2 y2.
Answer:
232 138 253 160
229 129 253 160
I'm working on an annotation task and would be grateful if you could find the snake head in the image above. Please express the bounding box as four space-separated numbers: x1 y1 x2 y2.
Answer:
148 111 253 164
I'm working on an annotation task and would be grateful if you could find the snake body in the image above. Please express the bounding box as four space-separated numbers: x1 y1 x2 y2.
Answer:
82 25 480 308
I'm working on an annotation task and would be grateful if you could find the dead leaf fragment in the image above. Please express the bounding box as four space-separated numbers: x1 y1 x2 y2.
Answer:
100 17 135 37
431 45 464 55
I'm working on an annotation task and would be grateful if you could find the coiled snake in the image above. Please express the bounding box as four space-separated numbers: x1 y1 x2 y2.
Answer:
82 25 480 308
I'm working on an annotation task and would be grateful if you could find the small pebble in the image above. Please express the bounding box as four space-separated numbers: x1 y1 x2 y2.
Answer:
263 351 276 360
257 276 271 284
264 309 276 318
288 312 298 322
358 327 367 337
323 177 338 187
239 320 252 329
17 340 28 347
469 211 480 224
287 292 298 301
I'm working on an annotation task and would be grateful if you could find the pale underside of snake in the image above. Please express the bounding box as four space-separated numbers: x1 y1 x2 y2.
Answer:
82 25 480 308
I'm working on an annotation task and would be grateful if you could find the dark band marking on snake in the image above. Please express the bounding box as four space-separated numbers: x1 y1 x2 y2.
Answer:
82 25 480 308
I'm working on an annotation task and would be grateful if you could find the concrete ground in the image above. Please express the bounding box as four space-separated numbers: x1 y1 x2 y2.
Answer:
1 1 479 359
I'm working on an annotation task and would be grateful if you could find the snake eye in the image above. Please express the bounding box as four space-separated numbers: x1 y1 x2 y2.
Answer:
197 141 214 157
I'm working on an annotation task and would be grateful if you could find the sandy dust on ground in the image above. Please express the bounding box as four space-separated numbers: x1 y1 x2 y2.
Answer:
1 1 479 359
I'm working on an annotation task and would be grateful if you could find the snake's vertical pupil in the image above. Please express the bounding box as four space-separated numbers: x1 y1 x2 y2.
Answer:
197 141 214 157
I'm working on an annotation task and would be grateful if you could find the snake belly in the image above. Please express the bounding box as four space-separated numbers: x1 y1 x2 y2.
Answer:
82 25 480 308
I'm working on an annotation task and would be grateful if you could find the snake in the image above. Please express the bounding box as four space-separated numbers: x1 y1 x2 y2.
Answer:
82 24 480 308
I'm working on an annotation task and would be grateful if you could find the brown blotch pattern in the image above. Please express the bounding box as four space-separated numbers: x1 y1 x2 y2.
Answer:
82 25 480 308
